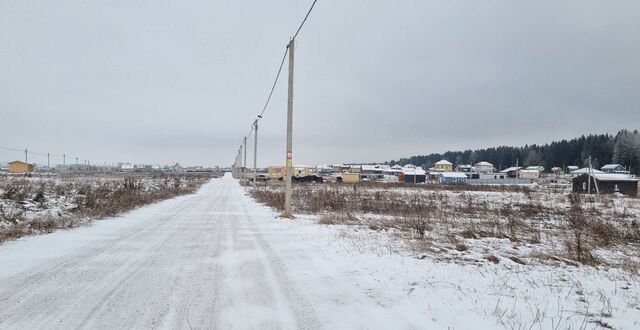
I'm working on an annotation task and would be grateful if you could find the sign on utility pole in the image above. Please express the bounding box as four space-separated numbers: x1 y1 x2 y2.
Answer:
284 39 295 217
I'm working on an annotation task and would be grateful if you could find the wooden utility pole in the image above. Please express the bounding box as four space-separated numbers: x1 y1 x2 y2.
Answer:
47 153 50 168
63 154 66 166
24 149 27 163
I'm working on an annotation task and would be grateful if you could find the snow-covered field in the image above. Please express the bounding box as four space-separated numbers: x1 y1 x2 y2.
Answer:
0 172 214 242
0 175 638 329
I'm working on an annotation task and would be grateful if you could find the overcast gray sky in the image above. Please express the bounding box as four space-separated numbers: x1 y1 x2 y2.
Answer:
1 0 639 167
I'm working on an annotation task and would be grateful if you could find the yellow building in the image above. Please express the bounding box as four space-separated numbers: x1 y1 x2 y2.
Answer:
267 165 311 180
434 160 453 172
8 161 36 173
341 172 360 183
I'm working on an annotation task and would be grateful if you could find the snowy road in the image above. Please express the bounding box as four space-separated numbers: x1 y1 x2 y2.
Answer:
0 174 425 329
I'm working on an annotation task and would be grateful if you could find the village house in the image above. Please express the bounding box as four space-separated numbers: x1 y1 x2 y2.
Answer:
569 167 604 177
518 169 540 181
434 160 453 172
566 165 579 172
341 172 360 183
401 165 426 183
455 164 473 173
474 161 494 174
500 166 522 178
438 172 467 184
572 173 639 196
551 167 563 175
601 164 629 174
526 165 545 172
360 164 383 181
8 160 36 173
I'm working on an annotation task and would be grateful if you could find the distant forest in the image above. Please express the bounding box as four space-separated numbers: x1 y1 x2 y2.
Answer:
388 129 640 175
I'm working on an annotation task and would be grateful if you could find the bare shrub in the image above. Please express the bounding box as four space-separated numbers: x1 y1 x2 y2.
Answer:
564 232 598 266
460 227 477 239
486 255 500 264
455 242 469 252
406 216 428 239
317 214 335 225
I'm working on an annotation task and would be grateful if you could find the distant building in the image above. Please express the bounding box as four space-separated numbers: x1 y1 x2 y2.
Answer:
566 166 579 172
434 160 453 172
569 167 604 177
500 166 523 178
360 164 383 181
8 160 36 173
455 164 473 173
438 172 467 185
478 172 507 180
525 166 545 172
341 172 360 183
572 173 639 196
551 167 563 175
267 165 311 180
474 161 494 174
518 169 540 180
600 164 629 174
401 166 426 183
121 163 134 172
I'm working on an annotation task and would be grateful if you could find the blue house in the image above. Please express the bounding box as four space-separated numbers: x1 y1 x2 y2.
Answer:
601 164 628 174
438 172 468 185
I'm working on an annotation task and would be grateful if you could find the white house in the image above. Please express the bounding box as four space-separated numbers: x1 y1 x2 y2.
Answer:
474 161 494 174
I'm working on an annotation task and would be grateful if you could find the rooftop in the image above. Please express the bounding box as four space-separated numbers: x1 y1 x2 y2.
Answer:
438 172 468 178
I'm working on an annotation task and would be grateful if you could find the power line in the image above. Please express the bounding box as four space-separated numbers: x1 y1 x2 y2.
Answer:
234 0 319 170
291 0 318 42
259 48 289 118
0 145 24 152
245 0 319 130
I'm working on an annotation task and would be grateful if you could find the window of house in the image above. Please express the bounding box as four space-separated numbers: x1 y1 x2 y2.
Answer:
614 184 619 191
582 182 586 190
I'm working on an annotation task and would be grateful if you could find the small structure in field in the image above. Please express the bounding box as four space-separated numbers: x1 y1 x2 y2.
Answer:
474 161 494 174
438 172 467 184
8 160 36 173
434 160 453 172
601 164 630 174
572 173 639 196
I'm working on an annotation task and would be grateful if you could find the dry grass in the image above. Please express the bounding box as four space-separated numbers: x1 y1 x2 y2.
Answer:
0 173 217 243
249 180 640 270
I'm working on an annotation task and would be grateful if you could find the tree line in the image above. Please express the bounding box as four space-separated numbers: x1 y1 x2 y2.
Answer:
388 129 640 175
